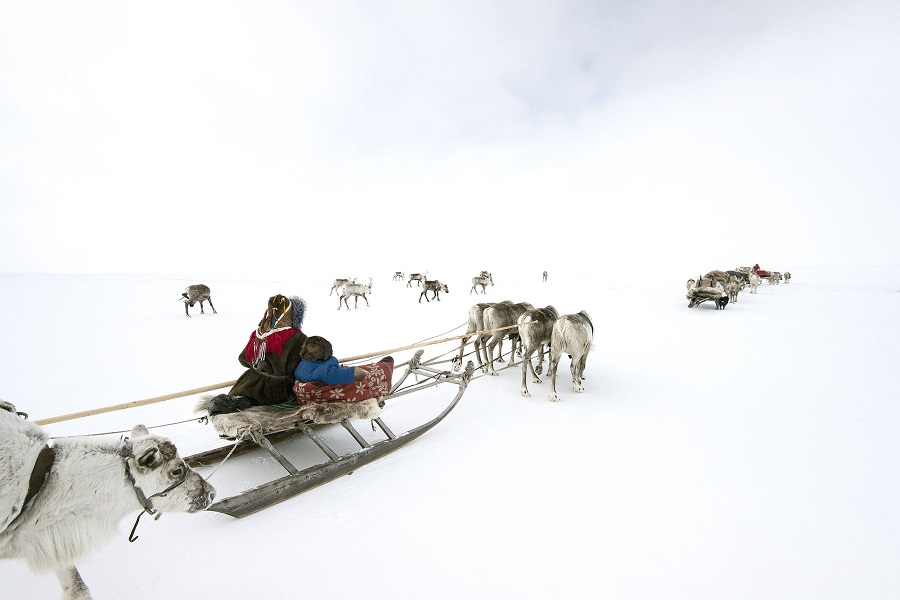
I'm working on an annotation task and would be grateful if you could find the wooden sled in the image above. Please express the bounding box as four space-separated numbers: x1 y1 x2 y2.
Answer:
186 351 474 518
687 278 727 308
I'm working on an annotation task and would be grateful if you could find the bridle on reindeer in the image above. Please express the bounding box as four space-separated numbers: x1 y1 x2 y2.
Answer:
123 446 190 543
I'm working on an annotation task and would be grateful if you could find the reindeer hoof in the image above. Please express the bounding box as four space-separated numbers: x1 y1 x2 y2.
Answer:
548 393 560 402
535 366 543 375
532 377 542 384
488 371 499 377
520 387 531 397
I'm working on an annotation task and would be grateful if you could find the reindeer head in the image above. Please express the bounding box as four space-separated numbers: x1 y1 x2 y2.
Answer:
123 425 215 513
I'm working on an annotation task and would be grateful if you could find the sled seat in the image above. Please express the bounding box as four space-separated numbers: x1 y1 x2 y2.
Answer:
208 358 394 440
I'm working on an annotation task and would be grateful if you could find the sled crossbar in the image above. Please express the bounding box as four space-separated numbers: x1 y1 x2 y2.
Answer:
196 351 474 518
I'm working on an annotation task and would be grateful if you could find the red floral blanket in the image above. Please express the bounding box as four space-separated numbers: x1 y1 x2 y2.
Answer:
293 358 394 405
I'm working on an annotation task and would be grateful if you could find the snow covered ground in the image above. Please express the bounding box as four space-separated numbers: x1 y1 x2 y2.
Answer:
1 265 899 599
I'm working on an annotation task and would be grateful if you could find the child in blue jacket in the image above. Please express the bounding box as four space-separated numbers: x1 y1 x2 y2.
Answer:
294 336 366 386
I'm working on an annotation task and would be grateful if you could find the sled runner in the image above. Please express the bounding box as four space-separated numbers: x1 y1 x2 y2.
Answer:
186 350 475 518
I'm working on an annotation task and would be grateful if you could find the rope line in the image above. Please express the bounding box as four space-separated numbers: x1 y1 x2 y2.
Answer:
33 322 524 426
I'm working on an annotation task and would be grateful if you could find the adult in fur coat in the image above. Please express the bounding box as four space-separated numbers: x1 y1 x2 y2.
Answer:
205 294 308 415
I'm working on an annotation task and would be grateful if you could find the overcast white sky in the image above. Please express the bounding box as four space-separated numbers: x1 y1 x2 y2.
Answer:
2 0 898 276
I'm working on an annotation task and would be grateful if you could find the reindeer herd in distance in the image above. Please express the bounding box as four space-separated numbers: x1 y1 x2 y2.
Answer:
180 270 546 316
327 270 501 309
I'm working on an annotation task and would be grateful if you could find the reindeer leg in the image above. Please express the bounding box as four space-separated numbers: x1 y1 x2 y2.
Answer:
519 350 532 397
208 297 217 313
55 566 92 600
184 302 191 317
548 350 561 402
199 300 206 314
530 348 542 384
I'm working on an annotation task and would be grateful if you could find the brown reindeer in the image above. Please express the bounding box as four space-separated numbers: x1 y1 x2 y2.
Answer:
181 284 216 317
419 280 449 302
482 301 534 375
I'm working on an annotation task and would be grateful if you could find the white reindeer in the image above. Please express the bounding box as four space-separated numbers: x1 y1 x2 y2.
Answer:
470 273 494 294
547 311 594 402
338 278 373 309
517 305 559 397
407 273 426 287
180 284 216 317
330 278 356 296
0 401 215 600
748 272 761 294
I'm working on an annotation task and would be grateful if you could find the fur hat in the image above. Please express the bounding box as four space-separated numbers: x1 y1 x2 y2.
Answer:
258 295 307 334
300 336 333 362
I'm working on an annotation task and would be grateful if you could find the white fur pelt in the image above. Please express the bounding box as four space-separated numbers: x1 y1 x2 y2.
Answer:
517 305 559 397
547 311 594 402
0 401 215 600
205 398 383 440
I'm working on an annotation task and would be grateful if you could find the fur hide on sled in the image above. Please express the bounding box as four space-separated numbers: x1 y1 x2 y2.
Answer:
199 358 394 440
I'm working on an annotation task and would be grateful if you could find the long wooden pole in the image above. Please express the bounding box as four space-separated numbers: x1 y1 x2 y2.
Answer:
33 323 520 426
34 381 238 425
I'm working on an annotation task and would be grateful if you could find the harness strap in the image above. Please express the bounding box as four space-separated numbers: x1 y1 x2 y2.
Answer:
24 445 55 509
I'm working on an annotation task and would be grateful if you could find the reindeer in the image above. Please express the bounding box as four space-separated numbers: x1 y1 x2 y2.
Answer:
725 277 741 304
482 301 534 375
392 272 405 281
748 272 761 294
180 284 216 317
517 305 559 397
547 311 593 402
453 302 494 372
407 273 426 287
0 401 215 600
419 280 449 302
330 278 356 296
338 278 373 309
784 271 791 283
542 270 548 282
470 272 494 294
